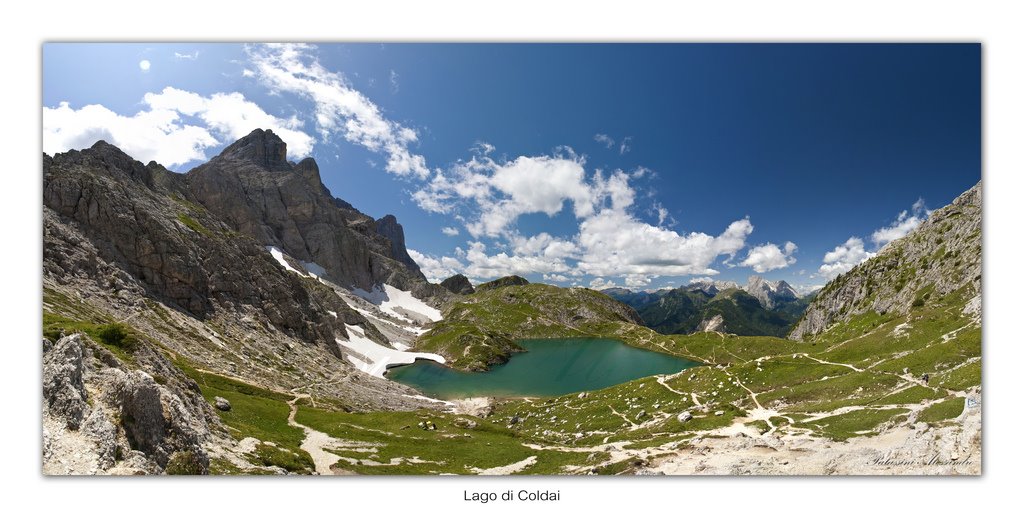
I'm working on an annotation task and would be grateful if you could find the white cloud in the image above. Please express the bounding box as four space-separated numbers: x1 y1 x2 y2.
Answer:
407 249 465 283
576 210 753 278
389 69 400 93
619 136 632 155
871 198 930 247
441 226 460 236
594 133 614 148
173 51 199 60
543 273 571 283
817 198 931 278
245 44 429 178
43 87 314 169
43 101 216 168
471 141 495 155
589 277 616 290
415 153 597 237
817 237 876 278
144 87 314 157
138 60 151 72
412 146 761 284
740 241 798 273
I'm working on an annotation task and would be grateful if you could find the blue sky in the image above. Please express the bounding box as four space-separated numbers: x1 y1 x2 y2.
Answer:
42 43 980 292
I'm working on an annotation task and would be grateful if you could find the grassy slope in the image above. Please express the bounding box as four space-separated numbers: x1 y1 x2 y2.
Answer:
44 275 979 474
416 283 675 370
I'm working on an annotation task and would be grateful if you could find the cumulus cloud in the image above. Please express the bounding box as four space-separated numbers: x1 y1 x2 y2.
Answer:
740 241 798 273
414 153 596 237
594 133 615 148
412 146 761 287
407 249 465 283
871 198 930 247
441 226 460 236
817 237 876 278
576 211 753 281
173 51 199 60
245 44 429 178
43 87 314 169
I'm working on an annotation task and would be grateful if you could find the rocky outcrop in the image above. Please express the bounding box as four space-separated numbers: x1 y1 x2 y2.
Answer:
43 334 88 429
375 215 420 272
440 274 475 295
791 181 981 340
697 314 726 333
41 332 220 475
114 370 210 470
476 275 530 291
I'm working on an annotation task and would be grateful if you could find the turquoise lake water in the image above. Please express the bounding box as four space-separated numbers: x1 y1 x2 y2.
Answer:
386 338 700 399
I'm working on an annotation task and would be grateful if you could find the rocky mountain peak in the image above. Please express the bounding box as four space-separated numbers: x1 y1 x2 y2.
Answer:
374 215 419 271
216 128 291 170
440 274 475 295
686 279 740 296
744 275 798 309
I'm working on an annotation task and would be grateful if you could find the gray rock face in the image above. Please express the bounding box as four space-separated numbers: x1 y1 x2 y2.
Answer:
81 407 118 470
697 314 726 333
440 274 475 295
43 139 380 350
114 370 210 471
686 279 740 297
790 181 981 340
744 276 798 309
375 214 420 271
42 334 88 429
185 129 439 299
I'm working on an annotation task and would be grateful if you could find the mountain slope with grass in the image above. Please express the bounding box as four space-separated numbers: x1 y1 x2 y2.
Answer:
791 181 981 340
413 278 672 371
607 283 813 337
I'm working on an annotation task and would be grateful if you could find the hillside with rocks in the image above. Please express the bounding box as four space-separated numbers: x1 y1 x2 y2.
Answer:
42 132 453 474
791 181 981 340
415 278 660 371
604 276 813 337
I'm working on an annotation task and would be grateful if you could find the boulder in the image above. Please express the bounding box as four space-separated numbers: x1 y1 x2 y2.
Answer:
114 370 210 472
42 334 88 429
214 396 232 411
677 411 693 423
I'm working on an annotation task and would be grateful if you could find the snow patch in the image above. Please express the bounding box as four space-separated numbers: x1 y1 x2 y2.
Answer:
266 246 305 276
352 283 443 323
301 260 327 279
336 324 445 378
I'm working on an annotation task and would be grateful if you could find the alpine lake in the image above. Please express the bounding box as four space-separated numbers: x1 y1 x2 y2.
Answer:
386 337 700 399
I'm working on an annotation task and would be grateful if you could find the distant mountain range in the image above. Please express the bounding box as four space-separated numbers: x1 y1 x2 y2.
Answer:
603 276 815 337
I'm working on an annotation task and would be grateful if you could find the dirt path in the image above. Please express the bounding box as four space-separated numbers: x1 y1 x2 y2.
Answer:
801 353 864 373
285 394 344 475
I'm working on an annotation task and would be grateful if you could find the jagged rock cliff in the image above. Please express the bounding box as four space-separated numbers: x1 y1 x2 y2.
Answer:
43 134 446 417
790 181 981 340
185 129 439 299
